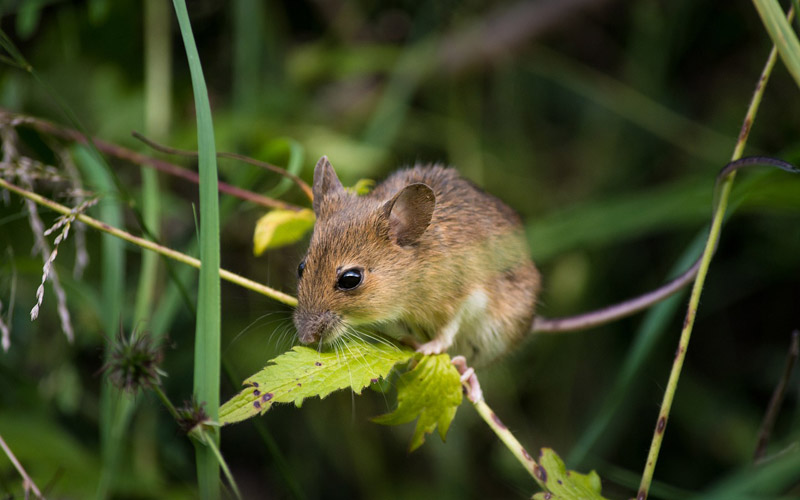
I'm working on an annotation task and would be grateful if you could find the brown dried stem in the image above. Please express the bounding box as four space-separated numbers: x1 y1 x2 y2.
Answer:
0 433 44 499
0 109 303 211
132 131 313 201
753 330 800 461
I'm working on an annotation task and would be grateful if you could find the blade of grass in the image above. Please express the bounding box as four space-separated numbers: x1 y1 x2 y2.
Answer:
134 0 171 330
636 28 782 499
525 47 735 163
123 0 173 491
171 1 222 498
233 0 265 113
698 441 800 499
568 232 706 466
73 145 127 500
753 1 800 90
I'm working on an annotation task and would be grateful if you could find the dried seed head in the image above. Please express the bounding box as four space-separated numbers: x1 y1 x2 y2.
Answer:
177 398 211 436
101 326 165 393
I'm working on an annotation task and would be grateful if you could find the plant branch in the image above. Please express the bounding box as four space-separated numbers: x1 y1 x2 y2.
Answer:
132 131 314 201
753 330 800 461
0 177 298 307
0 109 303 211
198 429 243 500
0 432 44 499
472 398 547 489
636 27 782 500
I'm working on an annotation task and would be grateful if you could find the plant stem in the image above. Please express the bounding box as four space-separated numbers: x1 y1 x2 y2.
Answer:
171 0 223 496
200 430 243 500
753 330 800 461
0 177 297 307
0 110 302 211
472 398 546 489
0 433 43 499
152 385 182 422
132 131 313 201
636 37 780 500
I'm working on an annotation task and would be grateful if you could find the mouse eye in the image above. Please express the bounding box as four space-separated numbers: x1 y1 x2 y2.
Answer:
297 260 306 279
336 268 363 291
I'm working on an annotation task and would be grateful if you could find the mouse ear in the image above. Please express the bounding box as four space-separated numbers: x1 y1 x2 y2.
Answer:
312 156 344 214
382 183 435 246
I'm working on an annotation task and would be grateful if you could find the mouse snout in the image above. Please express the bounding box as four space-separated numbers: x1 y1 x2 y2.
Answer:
293 309 340 344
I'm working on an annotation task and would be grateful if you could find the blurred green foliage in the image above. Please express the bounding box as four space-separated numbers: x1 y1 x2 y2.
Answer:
1 1 800 499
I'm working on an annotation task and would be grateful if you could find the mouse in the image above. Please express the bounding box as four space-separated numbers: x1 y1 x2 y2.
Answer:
293 156 540 367
292 155 799 371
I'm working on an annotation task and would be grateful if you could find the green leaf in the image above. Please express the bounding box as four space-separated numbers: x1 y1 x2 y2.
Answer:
253 208 316 255
346 178 375 195
532 448 608 500
220 337 413 425
752 0 800 91
373 354 462 452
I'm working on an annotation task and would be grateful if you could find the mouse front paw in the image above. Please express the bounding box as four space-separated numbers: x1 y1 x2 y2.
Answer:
416 338 450 356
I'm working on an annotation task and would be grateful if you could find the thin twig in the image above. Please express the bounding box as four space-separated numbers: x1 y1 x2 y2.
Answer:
472 398 547 489
200 429 244 500
0 433 44 499
0 177 298 307
0 109 303 211
132 131 314 201
753 330 800 461
636 17 785 499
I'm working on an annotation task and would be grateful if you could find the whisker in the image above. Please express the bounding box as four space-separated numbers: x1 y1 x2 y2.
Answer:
223 311 286 355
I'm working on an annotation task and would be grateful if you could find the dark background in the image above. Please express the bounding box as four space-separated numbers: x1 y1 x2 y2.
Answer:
1 1 799 498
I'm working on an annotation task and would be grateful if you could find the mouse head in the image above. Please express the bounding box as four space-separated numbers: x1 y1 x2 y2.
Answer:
293 156 435 345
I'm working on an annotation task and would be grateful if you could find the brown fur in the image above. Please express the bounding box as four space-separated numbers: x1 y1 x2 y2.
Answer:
294 157 540 366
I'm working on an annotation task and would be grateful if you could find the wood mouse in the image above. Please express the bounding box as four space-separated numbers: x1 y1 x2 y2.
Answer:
294 156 540 367
293 155 798 370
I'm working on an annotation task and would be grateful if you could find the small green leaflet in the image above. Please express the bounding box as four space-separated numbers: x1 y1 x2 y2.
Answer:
346 178 375 195
252 208 315 255
373 354 463 451
219 337 413 425
532 448 608 500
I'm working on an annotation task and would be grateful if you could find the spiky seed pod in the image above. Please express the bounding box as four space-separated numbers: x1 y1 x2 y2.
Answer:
102 327 165 393
177 398 211 436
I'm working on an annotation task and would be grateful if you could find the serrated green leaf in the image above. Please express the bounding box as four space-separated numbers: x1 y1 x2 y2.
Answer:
253 208 316 255
220 338 413 425
531 448 608 500
373 354 462 451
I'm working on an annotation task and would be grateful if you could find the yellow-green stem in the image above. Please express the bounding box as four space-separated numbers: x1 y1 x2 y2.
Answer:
472 399 546 489
200 430 243 500
636 38 781 500
0 177 297 307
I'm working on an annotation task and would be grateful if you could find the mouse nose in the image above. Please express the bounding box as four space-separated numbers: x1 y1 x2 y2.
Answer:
293 309 338 344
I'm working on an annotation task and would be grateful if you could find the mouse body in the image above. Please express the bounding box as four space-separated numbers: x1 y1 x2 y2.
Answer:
293 156 540 367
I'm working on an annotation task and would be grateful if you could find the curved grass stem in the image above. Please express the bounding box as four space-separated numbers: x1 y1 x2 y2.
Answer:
636 27 783 500
472 398 546 489
0 177 298 307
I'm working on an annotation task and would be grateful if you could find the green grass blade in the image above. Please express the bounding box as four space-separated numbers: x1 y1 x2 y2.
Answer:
698 442 800 499
525 48 734 163
73 145 127 499
232 0 265 112
171 1 222 498
568 233 706 466
135 0 171 329
752 0 800 90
